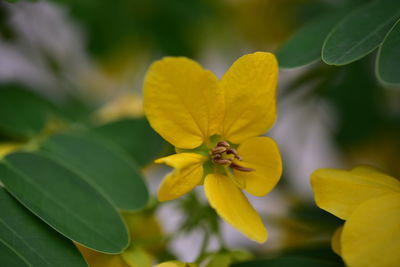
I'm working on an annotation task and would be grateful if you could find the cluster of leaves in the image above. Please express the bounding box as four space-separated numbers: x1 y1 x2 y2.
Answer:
277 0 400 87
0 84 163 266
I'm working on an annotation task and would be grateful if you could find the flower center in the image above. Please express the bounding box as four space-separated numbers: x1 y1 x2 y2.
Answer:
211 141 254 172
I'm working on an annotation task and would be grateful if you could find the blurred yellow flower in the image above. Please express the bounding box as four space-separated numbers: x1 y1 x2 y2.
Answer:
0 142 22 159
311 166 400 267
144 52 282 243
95 92 144 123
76 211 163 267
154 261 198 267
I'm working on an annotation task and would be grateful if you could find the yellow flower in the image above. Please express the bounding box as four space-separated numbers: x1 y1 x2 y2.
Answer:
95 92 144 123
154 261 198 267
144 52 282 243
0 142 23 159
311 166 400 267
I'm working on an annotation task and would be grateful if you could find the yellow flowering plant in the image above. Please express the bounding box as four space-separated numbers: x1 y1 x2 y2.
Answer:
143 52 282 243
311 166 400 267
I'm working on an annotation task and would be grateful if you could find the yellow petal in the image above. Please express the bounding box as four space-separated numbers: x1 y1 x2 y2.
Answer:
144 57 222 149
350 166 400 189
341 193 400 267
204 174 267 243
331 226 343 256
311 168 400 219
234 136 282 196
155 153 206 201
219 52 278 144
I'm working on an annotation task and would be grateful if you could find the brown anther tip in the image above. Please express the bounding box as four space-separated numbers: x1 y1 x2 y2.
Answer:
226 148 242 160
217 141 230 148
229 162 254 172
211 146 227 155
213 157 232 166
212 153 222 159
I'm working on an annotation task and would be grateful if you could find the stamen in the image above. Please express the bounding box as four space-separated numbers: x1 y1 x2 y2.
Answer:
217 141 230 148
211 146 227 155
213 158 233 165
210 140 254 172
226 148 242 160
229 162 254 172
212 154 231 165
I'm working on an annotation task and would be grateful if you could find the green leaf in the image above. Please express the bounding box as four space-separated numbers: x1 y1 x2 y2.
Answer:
322 0 400 65
232 256 342 267
39 133 149 211
0 152 129 253
376 19 400 86
0 241 30 267
89 118 164 167
0 85 53 139
277 9 349 68
0 187 87 267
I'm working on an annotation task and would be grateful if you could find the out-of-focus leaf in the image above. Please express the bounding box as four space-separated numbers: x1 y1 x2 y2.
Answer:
321 57 384 146
0 85 54 139
290 203 343 231
232 256 342 267
0 152 129 253
376 19 400 86
322 0 400 65
90 118 164 167
39 133 149 211
279 243 343 264
277 9 348 68
0 187 88 267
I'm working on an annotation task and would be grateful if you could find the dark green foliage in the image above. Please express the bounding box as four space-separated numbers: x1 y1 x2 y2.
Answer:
39 133 149 211
322 0 400 66
0 152 129 253
0 188 87 266
278 0 400 86
0 84 55 139
277 8 349 68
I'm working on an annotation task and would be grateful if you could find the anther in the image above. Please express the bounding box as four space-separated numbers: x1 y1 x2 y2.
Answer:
212 146 227 155
226 148 242 160
217 141 230 148
229 162 254 172
213 157 232 166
